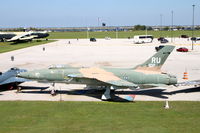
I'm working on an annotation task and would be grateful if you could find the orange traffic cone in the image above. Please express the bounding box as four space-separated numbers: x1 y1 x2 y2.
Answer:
183 71 188 80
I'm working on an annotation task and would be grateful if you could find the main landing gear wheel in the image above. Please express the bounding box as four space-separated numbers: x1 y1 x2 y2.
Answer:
101 86 111 100
50 83 56 96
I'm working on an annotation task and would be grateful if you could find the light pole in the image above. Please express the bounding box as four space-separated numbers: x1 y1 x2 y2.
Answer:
160 14 163 37
85 17 89 39
192 5 195 50
171 11 174 43
145 26 148 36
116 27 118 39
98 17 100 27
87 27 90 39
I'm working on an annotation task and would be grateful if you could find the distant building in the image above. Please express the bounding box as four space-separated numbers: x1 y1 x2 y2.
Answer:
0 25 199 32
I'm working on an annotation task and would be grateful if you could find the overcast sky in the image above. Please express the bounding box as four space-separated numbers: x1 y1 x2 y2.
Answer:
0 0 200 28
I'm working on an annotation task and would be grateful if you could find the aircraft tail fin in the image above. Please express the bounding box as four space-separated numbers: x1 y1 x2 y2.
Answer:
134 45 175 71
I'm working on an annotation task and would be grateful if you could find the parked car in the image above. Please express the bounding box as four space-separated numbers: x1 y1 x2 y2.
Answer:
90 38 96 42
160 38 168 43
155 45 165 51
176 47 188 52
157 37 164 41
105 37 111 40
181 35 189 38
158 37 168 43
191 37 200 41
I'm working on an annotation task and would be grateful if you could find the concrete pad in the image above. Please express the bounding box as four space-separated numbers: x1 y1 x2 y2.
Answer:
0 38 200 101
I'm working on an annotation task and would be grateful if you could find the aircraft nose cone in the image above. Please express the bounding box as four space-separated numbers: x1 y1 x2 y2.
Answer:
17 71 42 80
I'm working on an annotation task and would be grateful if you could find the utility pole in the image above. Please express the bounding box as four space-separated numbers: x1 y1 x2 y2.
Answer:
192 5 195 50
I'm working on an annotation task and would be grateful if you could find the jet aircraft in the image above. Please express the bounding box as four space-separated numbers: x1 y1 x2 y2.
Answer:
18 45 177 100
0 32 16 42
0 31 49 43
0 68 29 90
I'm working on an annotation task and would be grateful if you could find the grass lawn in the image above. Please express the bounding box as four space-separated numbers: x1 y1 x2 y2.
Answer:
48 30 200 39
0 101 199 133
0 40 54 53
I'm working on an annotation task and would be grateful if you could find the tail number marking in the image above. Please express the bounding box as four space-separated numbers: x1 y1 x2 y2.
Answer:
151 57 161 64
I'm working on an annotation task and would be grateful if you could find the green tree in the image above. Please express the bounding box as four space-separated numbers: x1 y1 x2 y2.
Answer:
134 25 146 30
147 26 153 30
163 26 170 31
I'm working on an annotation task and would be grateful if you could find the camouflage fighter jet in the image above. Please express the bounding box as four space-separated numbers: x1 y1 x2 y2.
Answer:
17 45 177 100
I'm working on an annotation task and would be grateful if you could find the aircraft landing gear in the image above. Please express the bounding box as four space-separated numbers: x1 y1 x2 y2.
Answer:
51 89 56 96
101 86 111 100
16 86 22 93
50 83 56 96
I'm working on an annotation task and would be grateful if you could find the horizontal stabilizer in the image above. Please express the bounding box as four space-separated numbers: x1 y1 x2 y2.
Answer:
176 80 200 87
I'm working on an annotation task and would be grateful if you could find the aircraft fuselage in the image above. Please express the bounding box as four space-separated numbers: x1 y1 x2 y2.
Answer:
18 67 177 88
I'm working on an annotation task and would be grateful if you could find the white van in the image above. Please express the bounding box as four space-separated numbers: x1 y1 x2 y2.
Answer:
133 35 154 44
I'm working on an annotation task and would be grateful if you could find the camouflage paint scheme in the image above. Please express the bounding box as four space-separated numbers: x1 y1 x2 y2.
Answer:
18 45 177 100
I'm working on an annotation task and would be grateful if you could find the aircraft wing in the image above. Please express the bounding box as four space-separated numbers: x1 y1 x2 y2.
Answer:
0 77 29 86
67 73 138 88
7 35 22 42
105 80 138 88
18 36 35 41
138 84 169 89
7 32 35 42
176 80 200 87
